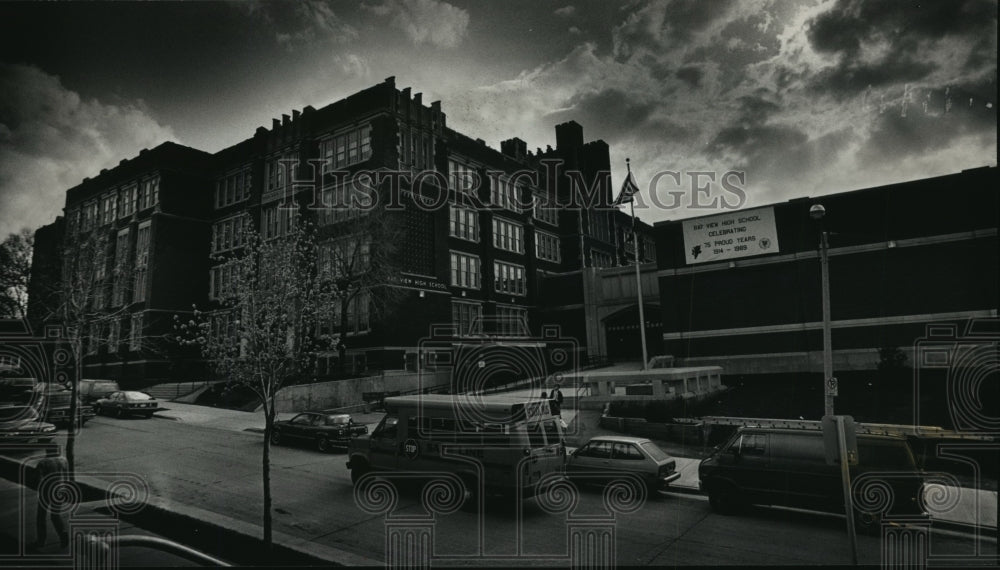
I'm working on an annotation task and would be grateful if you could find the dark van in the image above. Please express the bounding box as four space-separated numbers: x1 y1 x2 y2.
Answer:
698 428 925 530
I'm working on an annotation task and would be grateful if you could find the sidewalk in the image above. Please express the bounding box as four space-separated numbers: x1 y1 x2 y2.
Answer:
0 477 200 566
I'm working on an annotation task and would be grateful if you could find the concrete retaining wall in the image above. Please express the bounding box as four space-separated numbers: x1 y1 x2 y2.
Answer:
274 371 450 413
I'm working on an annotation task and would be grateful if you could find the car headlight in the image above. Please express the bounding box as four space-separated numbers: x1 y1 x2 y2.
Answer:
42 425 56 432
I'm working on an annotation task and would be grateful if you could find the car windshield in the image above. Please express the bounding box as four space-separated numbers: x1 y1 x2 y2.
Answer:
0 407 38 422
125 391 152 400
640 441 669 461
325 416 350 425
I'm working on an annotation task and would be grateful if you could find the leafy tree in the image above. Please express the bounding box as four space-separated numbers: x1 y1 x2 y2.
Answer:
175 209 337 553
0 229 33 319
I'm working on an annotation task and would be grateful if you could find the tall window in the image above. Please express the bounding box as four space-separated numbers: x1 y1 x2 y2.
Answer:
133 221 151 302
215 167 252 209
495 305 529 336
493 261 526 296
491 175 523 212
112 229 131 306
589 211 611 243
120 185 137 218
449 206 478 242
533 193 558 226
535 231 560 263
451 301 482 336
209 262 238 301
449 159 477 194
129 313 143 351
321 125 372 171
334 293 371 335
265 151 297 193
211 214 248 253
261 204 296 240
492 218 524 254
102 193 117 225
319 236 371 278
93 246 107 309
398 125 432 170
137 177 159 211
318 183 367 225
449 252 481 289
108 319 120 351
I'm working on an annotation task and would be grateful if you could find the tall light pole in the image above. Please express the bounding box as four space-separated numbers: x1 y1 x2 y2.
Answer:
627 159 649 371
810 204 834 417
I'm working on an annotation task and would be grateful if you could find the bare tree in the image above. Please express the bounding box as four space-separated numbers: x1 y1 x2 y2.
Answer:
317 202 405 376
0 229 33 319
175 209 337 554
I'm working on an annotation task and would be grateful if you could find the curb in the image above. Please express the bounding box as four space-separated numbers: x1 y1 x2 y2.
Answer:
0 453 381 566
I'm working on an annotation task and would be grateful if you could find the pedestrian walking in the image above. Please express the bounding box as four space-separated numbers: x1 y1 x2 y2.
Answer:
33 444 69 549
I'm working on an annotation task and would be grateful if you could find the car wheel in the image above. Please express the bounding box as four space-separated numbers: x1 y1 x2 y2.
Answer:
116 408 124 418
350 462 370 485
708 483 742 515
317 437 331 453
144 413 154 419
854 509 883 536
270 430 282 445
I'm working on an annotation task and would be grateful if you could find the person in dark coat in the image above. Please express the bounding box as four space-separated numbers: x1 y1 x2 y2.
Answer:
33 445 69 549
551 386 564 416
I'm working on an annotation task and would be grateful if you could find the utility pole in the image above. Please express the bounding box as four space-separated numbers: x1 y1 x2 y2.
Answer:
811 204 835 416
627 159 649 371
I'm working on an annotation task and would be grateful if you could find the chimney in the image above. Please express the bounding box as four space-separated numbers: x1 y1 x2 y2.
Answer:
555 121 584 152
385 76 396 87
501 138 527 161
402 87 411 100
282 113 290 126
272 118 280 130
475 138 486 146
292 109 300 121
414 92 422 106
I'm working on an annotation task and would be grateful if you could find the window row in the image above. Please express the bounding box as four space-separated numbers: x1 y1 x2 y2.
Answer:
451 301 482 337
398 125 433 170
69 177 159 233
209 262 239 301
320 124 372 171
319 236 371 277
211 215 249 253
85 313 143 355
492 175 524 213
449 206 478 242
494 261 526 296
449 252 481 289
448 159 478 194
492 218 524 254
495 305 529 336
535 231 561 263
265 151 298 192
533 196 559 226
216 167 252 209
318 184 368 226
261 204 296 239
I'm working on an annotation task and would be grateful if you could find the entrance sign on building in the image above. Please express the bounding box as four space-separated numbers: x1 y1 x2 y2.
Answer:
682 206 779 264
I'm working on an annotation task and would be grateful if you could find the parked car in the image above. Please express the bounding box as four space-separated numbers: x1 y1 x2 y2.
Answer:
0 377 37 405
567 435 680 493
0 405 57 444
79 379 121 405
31 382 94 427
698 427 925 532
93 391 159 418
272 411 368 452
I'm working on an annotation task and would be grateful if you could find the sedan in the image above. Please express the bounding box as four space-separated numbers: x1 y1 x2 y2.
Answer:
271 411 369 453
93 391 159 419
567 435 680 493
0 405 57 444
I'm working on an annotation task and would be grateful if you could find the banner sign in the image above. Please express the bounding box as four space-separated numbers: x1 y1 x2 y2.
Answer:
682 207 779 264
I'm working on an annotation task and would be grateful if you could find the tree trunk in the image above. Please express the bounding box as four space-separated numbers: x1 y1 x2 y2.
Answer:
262 399 274 556
66 344 82 480
337 296 349 377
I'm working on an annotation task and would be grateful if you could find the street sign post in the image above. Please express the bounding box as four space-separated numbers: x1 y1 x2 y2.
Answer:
822 414 859 565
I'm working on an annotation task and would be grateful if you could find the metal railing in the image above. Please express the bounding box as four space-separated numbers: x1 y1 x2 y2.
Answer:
83 534 230 567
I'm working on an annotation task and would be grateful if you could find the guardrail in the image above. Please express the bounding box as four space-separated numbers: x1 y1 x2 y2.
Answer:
83 534 230 567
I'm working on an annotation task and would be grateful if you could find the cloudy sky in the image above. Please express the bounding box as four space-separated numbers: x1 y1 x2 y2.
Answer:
0 0 996 237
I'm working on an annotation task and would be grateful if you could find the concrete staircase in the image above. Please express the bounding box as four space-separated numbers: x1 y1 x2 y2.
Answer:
144 381 217 402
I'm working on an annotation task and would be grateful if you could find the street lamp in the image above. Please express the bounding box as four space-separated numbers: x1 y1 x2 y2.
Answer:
810 204 834 417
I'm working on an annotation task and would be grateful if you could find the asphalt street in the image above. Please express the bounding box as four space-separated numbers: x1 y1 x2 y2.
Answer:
1 414 995 566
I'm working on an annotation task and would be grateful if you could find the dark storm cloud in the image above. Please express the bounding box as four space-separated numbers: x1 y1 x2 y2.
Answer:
805 0 997 96
545 87 697 143
0 64 175 236
613 0 739 60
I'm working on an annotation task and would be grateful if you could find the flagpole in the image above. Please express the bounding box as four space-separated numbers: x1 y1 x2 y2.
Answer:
627 158 649 371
